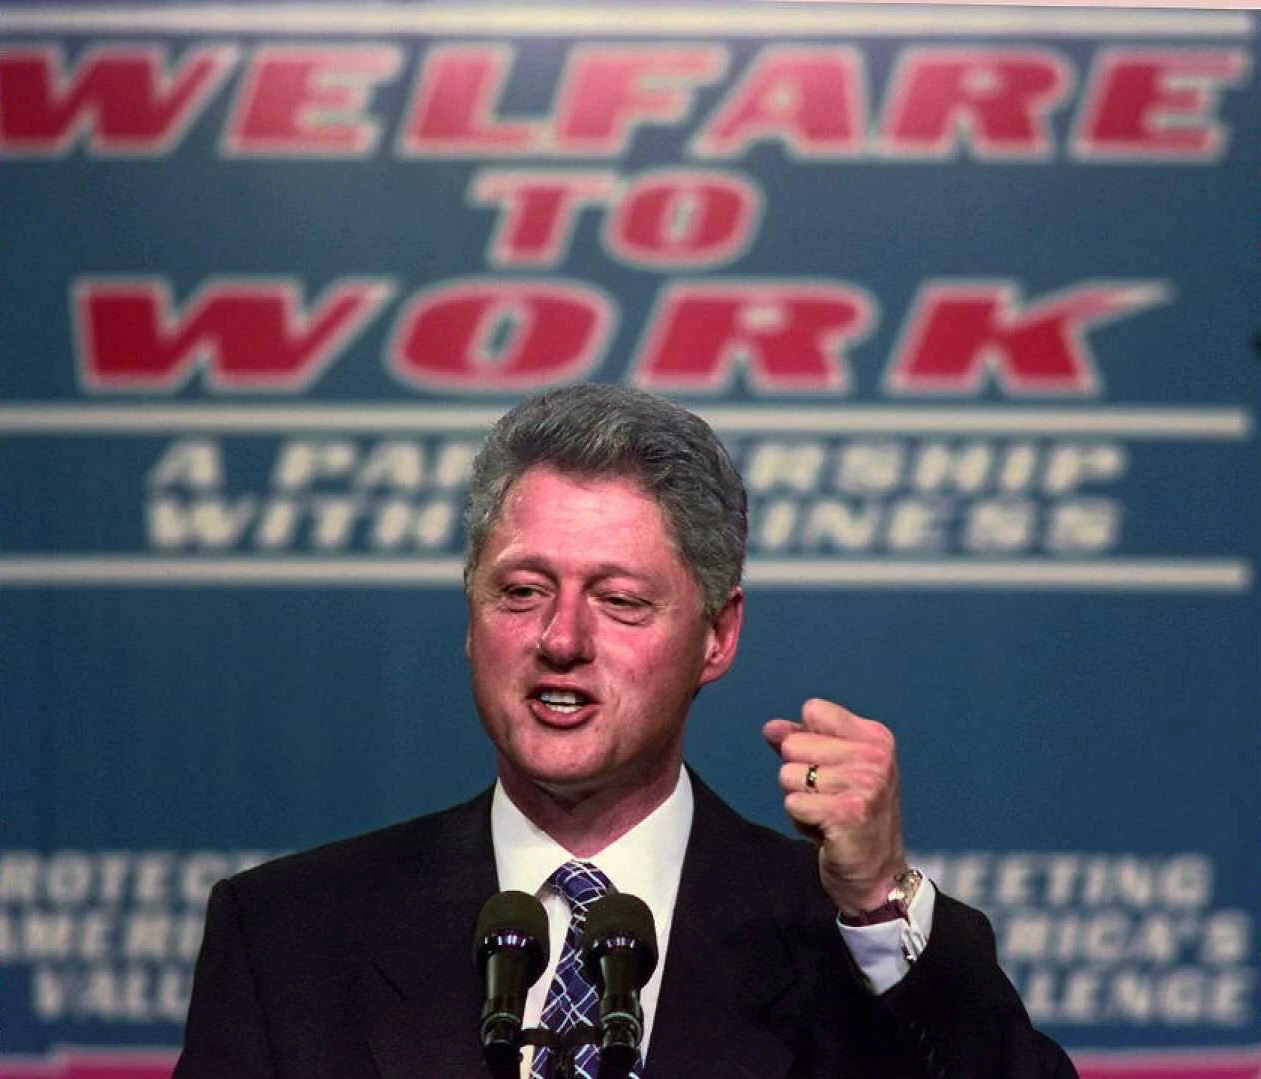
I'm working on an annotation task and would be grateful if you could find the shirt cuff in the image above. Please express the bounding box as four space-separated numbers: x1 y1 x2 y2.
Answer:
835 874 936 995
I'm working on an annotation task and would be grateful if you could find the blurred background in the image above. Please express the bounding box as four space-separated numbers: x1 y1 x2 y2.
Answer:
2 1 1258 1075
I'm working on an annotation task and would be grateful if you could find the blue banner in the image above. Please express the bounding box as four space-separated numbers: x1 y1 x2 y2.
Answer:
2 5 1258 1075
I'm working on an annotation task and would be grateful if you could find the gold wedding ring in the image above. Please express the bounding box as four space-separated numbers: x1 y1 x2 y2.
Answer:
804 764 819 792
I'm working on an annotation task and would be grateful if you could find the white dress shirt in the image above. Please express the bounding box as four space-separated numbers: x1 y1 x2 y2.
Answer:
490 767 936 1071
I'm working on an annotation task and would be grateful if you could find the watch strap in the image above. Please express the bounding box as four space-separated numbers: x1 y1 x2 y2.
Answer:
837 868 923 927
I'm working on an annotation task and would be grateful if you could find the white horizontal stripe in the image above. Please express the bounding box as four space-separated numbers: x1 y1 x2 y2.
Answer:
0 557 467 585
0 556 1248 591
0 405 505 434
745 558 1252 589
0 405 1251 439
701 407 1254 438
0 4 1249 36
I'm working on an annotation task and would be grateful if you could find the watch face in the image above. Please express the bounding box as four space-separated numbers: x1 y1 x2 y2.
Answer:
839 870 923 925
893 869 923 906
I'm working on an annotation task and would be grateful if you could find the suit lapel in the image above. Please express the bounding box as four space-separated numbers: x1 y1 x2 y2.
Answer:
353 776 868 1079
362 789 500 1079
354 779 800 1079
644 777 798 1079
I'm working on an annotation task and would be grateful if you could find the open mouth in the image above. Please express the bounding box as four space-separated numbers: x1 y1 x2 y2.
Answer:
534 688 593 716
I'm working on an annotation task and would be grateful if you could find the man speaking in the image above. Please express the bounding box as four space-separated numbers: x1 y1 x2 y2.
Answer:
175 385 1076 1078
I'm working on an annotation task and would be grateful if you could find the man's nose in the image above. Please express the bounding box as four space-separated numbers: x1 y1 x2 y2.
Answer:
536 593 594 666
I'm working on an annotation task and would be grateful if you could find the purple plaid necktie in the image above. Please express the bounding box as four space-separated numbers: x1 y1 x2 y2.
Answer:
530 860 622 1079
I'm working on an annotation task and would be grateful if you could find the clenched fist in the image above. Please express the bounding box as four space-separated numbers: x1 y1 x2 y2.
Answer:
763 698 908 916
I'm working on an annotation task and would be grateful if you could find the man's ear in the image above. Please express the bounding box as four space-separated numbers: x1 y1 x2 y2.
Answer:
698 587 744 688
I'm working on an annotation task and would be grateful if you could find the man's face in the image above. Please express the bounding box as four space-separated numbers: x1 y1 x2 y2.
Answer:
466 466 742 801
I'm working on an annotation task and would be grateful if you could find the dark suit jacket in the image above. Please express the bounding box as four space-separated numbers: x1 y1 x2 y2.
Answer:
175 774 1076 1079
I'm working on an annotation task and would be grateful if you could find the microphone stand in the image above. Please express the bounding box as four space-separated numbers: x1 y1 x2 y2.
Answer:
514 1024 637 1079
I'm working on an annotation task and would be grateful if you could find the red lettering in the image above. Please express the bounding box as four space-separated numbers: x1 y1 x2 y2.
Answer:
880 48 1070 158
1074 49 1248 160
400 45 540 155
471 170 618 266
605 171 761 269
389 280 614 390
0 1048 178 1079
1072 1049 1261 1079
225 46 401 156
693 47 865 158
634 282 873 392
886 281 1169 395
553 46 726 153
76 277 394 391
0 45 236 156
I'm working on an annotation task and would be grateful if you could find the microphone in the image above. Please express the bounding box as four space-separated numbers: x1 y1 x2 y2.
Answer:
580 893 659 1075
473 890 549 1073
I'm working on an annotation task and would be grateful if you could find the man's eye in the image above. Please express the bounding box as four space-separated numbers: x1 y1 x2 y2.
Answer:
502 584 542 602
601 594 651 619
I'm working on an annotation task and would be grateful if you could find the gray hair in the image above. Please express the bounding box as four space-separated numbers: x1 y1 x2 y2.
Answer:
464 384 747 616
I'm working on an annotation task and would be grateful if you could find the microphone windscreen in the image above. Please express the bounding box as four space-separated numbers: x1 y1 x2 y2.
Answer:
474 890 549 975
582 892 659 983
